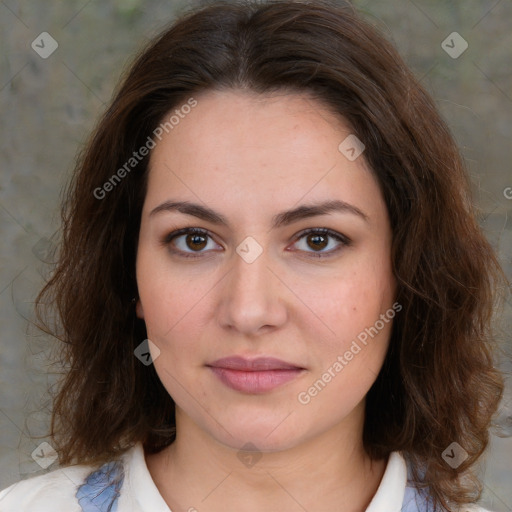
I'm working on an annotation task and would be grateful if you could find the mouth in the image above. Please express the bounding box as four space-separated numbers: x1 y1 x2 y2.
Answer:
206 356 306 394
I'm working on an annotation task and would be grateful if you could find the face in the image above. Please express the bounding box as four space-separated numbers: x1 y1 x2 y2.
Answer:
135 89 396 453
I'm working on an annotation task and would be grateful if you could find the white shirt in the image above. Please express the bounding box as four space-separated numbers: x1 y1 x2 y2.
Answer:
0 443 490 512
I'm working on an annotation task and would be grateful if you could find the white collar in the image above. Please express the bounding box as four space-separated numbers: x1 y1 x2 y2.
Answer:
124 443 172 511
124 444 408 512
365 451 408 511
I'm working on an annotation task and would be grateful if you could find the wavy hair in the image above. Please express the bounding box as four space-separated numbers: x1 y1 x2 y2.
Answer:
35 0 506 509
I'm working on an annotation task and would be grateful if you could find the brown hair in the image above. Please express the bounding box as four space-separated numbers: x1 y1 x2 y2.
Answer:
35 0 506 509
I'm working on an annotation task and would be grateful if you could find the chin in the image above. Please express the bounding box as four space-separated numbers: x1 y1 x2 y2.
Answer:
204 412 309 454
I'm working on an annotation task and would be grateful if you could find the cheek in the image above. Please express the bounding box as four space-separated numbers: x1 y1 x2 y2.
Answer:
294 270 394 415
136 246 208 338
135 237 228 372
294 258 394 372
140 293 209 364
303 267 393 336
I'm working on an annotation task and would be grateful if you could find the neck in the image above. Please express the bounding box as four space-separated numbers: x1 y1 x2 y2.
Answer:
146 405 387 512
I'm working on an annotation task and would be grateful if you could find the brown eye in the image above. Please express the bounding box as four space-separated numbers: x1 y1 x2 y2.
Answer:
162 227 350 260
185 233 208 251
162 228 220 258
292 228 351 258
306 233 329 251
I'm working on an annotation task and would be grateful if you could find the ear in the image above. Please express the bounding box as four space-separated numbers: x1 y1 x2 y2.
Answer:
136 299 144 319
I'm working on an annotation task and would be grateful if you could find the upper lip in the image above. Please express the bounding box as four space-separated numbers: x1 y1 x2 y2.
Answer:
207 356 304 371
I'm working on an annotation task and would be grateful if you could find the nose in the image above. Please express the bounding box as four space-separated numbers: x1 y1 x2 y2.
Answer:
217 241 288 336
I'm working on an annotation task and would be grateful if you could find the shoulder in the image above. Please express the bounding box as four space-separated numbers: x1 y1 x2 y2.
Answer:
0 443 170 512
0 463 95 511
0 449 130 512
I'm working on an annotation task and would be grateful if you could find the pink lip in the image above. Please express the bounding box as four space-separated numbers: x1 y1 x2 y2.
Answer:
207 356 305 393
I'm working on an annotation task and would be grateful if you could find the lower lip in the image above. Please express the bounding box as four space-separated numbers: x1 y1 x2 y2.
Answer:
209 367 304 393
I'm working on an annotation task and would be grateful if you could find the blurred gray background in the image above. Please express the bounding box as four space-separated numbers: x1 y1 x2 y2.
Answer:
0 0 511 510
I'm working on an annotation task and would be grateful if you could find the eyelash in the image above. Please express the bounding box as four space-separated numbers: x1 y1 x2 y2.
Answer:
161 227 351 259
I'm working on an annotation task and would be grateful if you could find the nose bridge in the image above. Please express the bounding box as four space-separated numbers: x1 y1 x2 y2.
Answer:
218 235 286 334
230 236 271 301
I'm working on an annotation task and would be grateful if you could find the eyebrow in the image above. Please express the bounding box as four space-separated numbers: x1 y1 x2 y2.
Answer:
149 199 369 228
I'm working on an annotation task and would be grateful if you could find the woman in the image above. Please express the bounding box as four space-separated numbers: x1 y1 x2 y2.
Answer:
0 0 506 510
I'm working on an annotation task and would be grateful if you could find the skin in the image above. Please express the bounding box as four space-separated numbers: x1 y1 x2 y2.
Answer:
135 89 396 512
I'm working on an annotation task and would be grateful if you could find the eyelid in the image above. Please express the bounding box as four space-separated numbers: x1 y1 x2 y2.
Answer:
292 227 351 247
161 226 351 258
161 227 212 246
160 227 220 256
288 227 351 258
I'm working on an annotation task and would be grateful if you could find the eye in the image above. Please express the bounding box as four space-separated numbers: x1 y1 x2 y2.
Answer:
290 228 351 258
161 227 351 259
162 227 220 258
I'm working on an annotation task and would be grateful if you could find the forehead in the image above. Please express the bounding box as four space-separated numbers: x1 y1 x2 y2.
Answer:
151 89 349 163
144 89 385 225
